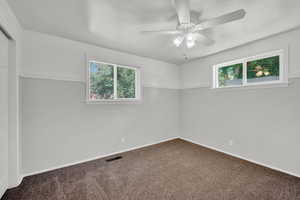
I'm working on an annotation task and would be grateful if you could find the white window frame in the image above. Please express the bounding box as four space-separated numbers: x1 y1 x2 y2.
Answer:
86 60 141 103
212 49 288 89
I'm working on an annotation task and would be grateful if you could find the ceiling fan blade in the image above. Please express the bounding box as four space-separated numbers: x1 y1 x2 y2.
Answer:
173 0 191 25
193 9 246 31
141 29 182 35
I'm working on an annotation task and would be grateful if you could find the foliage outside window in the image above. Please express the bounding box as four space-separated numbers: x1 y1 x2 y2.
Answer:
213 50 286 89
117 67 136 98
247 56 280 83
88 61 140 101
218 63 243 88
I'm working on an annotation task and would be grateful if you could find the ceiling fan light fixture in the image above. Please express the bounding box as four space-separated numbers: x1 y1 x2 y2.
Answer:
186 33 194 41
173 36 184 47
141 0 246 52
186 39 195 48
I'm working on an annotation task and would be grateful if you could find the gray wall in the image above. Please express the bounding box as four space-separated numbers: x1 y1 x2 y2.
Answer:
181 79 300 175
21 78 179 174
180 27 300 176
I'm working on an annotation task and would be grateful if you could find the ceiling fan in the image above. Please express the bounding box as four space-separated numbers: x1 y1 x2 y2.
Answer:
141 0 246 49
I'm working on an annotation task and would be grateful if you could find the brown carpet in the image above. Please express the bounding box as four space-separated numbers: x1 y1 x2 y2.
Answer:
2 139 300 200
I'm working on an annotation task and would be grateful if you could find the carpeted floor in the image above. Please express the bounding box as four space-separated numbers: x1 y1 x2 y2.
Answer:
2 139 300 200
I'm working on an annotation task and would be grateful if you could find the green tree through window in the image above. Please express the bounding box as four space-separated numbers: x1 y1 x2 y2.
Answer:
90 62 114 100
247 56 279 83
218 63 243 87
117 67 136 98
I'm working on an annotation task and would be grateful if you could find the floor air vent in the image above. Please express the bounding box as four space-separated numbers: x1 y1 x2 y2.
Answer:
106 156 123 162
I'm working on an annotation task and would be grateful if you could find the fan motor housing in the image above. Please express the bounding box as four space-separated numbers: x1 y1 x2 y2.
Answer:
176 11 200 31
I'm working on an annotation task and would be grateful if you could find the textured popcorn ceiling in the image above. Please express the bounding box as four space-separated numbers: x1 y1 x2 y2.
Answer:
8 0 300 64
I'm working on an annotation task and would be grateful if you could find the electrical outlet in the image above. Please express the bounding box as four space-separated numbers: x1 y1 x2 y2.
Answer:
229 140 234 146
121 138 125 143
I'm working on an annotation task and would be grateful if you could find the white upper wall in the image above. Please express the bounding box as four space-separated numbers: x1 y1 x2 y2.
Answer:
180 27 300 89
22 30 180 89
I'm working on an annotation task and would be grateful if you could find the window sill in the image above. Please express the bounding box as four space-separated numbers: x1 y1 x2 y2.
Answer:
211 81 289 91
84 99 143 104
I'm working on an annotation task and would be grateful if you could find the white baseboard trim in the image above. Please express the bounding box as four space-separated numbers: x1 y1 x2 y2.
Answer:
22 136 179 178
21 136 300 183
180 137 300 178
8 175 24 189
0 180 8 199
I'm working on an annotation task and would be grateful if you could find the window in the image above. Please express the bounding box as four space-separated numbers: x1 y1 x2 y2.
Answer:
213 50 287 89
87 61 141 102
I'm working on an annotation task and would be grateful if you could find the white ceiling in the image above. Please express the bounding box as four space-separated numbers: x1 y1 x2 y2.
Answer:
7 0 300 64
